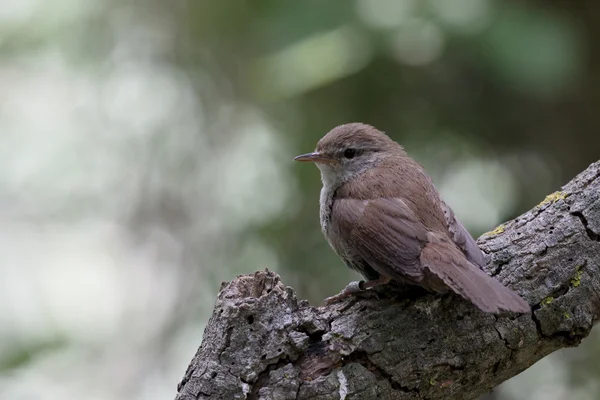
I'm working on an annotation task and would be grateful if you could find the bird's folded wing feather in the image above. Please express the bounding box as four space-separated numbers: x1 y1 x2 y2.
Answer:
332 197 530 313
440 200 486 268
331 197 428 280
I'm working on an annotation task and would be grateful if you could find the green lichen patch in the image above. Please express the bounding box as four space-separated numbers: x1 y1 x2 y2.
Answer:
429 375 438 386
538 191 567 207
542 297 554 306
485 224 505 236
571 266 582 288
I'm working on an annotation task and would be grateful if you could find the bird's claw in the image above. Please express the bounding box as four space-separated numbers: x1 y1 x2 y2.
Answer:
321 280 365 306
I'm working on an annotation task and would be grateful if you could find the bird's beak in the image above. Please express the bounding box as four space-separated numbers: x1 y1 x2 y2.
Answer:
293 152 335 164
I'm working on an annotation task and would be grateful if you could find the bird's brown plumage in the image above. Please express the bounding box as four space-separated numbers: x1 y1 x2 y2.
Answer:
301 123 530 314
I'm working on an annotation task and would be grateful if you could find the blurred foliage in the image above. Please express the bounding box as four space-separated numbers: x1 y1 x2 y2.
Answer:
0 0 598 399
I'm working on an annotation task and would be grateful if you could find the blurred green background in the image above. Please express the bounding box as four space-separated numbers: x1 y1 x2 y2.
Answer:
0 0 598 399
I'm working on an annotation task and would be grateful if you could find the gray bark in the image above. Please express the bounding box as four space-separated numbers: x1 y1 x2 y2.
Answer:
175 161 600 400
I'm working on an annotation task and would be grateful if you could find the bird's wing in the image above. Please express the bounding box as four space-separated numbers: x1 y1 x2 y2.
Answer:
440 200 486 268
420 234 530 313
332 197 530 313
331 197 428 280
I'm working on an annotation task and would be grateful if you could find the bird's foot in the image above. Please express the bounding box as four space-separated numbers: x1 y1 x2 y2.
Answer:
322 281 365 306
321 276 392 306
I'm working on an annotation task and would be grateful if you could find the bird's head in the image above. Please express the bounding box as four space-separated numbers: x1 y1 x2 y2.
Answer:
294 123 401 188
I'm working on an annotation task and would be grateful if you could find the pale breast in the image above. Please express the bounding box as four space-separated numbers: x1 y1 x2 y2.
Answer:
320 186 359 261
319 185 335 235
320 189 382 281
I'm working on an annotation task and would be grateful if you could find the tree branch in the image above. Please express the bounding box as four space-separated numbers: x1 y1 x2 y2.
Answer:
175 161 600 400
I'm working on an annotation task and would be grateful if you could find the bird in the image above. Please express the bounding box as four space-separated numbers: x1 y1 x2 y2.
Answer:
294 123 530 314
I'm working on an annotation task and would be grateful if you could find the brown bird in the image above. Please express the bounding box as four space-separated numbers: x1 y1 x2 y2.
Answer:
294 123 530 314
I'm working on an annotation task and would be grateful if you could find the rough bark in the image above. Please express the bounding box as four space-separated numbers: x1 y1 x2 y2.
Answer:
175 161 600 400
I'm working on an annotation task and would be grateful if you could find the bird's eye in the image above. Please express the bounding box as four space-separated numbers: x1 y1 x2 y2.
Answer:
344 148 356 159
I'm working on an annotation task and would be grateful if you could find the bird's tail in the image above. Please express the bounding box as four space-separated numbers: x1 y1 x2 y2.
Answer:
420 242 530 314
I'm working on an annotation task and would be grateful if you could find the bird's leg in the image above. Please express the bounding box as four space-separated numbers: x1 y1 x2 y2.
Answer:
322 275 391 306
